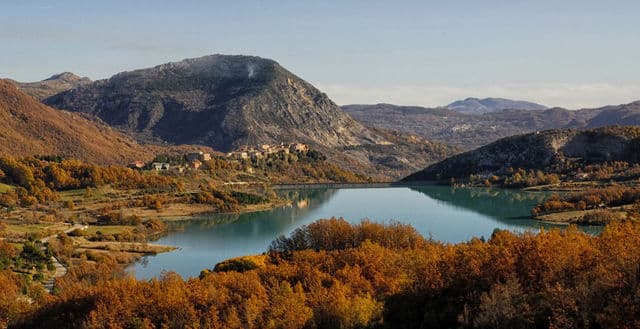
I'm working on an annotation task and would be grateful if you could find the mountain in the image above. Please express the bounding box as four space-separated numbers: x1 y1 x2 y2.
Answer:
45 55 383 150
586 101 640 127
403 126 640 181
43 55 458 179
342 102 640 150
8 72 91 101
446 97 547 114
0 79 157 164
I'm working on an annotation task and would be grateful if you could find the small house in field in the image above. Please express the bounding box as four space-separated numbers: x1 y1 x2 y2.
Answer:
152 162 170 171
127 161 145 170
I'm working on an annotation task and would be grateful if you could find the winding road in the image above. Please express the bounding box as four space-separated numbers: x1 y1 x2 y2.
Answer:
41 224 86 293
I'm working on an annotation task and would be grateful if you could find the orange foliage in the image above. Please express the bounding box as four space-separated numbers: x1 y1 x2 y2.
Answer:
10 220 640 329
533 186 640 216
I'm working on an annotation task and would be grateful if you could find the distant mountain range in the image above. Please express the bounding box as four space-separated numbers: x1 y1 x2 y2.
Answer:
9 72 91 101
403 126 640 181
8 55 457 179
0 79 159 164
343 101 640 150
446 97 547 114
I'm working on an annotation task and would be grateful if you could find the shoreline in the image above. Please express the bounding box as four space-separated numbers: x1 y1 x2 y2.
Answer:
272 181 439 190
534 205 629 225
151 198 293 222
10 181 606 286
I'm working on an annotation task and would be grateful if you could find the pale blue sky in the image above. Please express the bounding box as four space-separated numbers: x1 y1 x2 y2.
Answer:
2 1 639 108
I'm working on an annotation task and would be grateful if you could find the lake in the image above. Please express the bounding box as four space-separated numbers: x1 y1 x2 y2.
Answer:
131 185 590 279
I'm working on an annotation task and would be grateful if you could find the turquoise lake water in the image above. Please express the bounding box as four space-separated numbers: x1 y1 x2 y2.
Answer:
131 186 591 279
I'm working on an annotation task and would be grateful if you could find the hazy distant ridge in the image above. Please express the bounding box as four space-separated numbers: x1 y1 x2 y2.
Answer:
343 101 640 150
446 97 548 114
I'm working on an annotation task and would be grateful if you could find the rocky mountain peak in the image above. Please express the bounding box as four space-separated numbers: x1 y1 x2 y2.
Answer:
46 72 89 82
45 54 384 151
8 72 92 101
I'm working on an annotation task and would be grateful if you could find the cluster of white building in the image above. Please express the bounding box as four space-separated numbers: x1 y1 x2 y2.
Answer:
128 144 311 172
128 151 212 173
226 143 309 160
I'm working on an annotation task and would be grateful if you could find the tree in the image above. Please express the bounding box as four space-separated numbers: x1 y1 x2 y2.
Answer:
474 279 533 329
265 282 312 329
0 241 15 270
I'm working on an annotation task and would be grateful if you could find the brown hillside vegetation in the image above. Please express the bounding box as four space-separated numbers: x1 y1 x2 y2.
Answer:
0 80 154 164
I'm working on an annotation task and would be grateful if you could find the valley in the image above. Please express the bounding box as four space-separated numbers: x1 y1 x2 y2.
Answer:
2 54 640 294
2 53 640 329
4 2 640 328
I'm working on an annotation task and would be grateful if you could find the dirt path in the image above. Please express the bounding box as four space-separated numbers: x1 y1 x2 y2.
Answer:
41 224 86 293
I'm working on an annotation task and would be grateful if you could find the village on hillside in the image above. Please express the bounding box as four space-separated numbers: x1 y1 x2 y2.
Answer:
127 142 311 174
226 142 309 160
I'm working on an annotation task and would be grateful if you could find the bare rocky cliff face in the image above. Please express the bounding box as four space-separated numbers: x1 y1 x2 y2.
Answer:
403 126 640 181
43 55 457 179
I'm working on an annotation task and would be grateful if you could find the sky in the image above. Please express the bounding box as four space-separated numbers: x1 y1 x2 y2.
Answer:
1 0 639 109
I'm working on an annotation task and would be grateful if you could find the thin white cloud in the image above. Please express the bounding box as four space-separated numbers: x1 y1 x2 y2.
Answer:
318 83 640 109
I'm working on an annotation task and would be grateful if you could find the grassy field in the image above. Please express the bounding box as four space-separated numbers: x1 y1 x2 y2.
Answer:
6 223 69 234
84 225 131 236
535 206 628 223
57 185 133 202
3 223 71 240
75 238 175 254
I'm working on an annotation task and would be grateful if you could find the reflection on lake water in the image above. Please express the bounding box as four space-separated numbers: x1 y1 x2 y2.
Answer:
131 186 599 279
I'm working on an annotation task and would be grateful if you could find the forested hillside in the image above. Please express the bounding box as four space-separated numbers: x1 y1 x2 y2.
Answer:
3 218 640 328
0 80 154 164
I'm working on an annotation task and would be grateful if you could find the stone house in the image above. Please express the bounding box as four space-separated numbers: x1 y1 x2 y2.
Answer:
152 162 170 171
